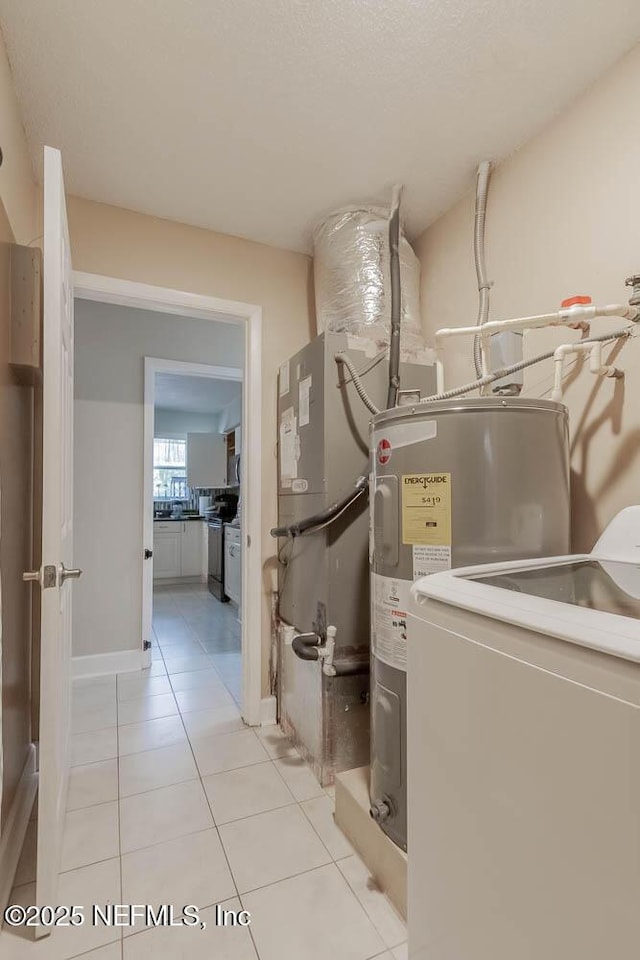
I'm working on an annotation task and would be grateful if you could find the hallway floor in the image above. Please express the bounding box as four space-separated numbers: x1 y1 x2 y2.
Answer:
2 584 406 960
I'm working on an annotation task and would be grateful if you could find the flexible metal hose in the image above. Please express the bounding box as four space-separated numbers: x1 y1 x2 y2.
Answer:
334 353 381 416
423 326 633 403
473 161 492 377
270 475 369 538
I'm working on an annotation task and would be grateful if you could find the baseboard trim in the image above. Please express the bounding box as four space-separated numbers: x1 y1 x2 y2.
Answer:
72 648 145 679
260 695 277 726
0 745 37 913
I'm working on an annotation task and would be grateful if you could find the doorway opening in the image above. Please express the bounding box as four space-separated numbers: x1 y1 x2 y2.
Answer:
147 360 244 710
72 273 263 726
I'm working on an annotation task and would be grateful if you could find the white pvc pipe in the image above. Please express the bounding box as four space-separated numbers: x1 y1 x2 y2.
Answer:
436 303 639 345
551 340 624 401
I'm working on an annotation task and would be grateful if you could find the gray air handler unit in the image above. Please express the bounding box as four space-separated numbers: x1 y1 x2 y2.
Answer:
369 398 571 850
276 331 435 785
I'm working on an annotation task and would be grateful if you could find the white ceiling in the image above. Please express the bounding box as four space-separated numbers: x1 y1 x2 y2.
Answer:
155 373 241 416
1 1 640 253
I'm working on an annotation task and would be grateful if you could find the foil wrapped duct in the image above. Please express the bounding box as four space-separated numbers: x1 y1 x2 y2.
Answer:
313 205 425 359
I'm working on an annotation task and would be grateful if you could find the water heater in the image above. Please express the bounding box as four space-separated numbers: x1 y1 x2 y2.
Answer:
369 397 571 850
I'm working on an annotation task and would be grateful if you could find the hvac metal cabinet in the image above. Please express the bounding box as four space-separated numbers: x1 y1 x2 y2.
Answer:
276 331 435 783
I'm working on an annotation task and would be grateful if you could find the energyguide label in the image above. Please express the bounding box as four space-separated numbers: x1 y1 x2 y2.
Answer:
401 472 452 578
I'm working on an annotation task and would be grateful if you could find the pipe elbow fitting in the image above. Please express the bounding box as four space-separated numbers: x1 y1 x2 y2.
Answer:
369 798 392 824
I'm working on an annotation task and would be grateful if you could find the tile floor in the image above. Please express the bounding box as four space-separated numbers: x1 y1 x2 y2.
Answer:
1 584 406 960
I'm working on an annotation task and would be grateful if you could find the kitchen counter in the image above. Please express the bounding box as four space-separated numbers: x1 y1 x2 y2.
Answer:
154 516 206 522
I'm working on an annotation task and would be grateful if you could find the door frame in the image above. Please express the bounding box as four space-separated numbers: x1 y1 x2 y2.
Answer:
73 272 263 726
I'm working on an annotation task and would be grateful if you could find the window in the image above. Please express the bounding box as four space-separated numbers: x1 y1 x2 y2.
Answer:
154 438 188 499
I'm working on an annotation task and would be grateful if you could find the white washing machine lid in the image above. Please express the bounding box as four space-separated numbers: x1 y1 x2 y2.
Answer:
411 506 640 663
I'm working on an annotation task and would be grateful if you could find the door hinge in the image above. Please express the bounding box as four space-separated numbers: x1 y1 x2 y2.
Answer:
143 640 152 651
144 549 153 560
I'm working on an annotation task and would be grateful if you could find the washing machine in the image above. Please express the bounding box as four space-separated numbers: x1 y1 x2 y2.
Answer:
406 506 640 960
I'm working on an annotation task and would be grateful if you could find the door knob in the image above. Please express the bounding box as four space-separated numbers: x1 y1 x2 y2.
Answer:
59 564 82 584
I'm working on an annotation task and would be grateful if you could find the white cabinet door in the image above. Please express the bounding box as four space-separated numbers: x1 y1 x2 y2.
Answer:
153 524 181 579
187 433 227 488
181 521 204 577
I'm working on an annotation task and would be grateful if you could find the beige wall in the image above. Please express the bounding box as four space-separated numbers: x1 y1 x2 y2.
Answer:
417 44 640 551
0 25 314 694
0 29 37 244
68 197 314 691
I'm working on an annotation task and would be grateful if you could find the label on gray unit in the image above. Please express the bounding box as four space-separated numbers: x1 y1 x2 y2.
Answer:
413 544 451 579
371 573 411 672
299 376 312 427
279 360 290 397
279 406 298 483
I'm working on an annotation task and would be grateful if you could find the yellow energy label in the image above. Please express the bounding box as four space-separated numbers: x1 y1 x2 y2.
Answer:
401 472 452 546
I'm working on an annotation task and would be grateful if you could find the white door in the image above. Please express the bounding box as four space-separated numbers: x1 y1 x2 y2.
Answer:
31 146 80 926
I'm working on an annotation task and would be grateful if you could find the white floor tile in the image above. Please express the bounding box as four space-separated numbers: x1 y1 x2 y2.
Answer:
174 684 236 714
273 756 325 801
120 780 213 853
219 804 331 893
169 668 230 693
0 859 121 959
119 742 198 798
117 715 187 757
121 829 235 935
156 639 206 658
181 705 245 739
72 727 118 766
337 856 407 948
191 729 268 777
118 692 178 725
255 725 297 759
61 801 119 872
144 659 167 675
243 863 385 960
72 700 118 735
164 654 215 676
301 795 354 860
122 899 257 959
153 622 198 643
67 759 118 811
392 945 408 960
73 676 116 702
74 944 123 960
203 761 295 824
117 674 173 702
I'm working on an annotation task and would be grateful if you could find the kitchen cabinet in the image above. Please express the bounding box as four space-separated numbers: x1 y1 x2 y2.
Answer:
224 526 242 606
181 520 204 577
187 432 226 488
153 520 206 580
153 522 181 579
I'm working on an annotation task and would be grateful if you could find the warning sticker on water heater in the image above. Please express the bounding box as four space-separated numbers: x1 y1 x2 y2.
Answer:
401 473 452 547
371 574 410 672
412 544 451 579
